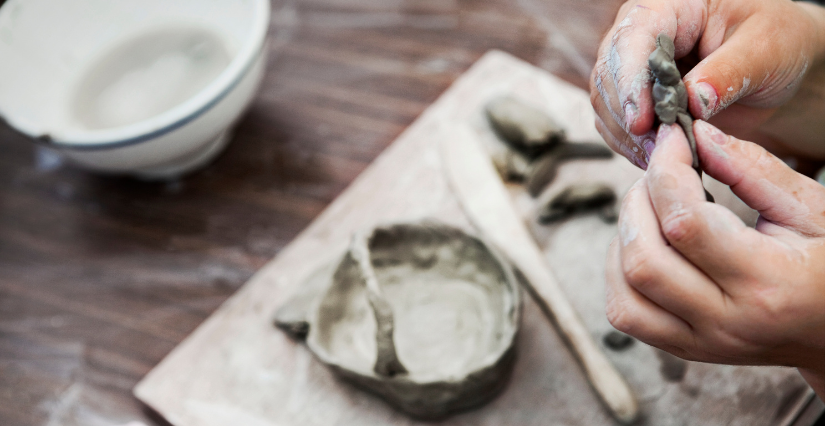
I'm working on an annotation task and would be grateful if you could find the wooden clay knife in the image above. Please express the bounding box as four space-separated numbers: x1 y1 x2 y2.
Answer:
440 124 639 424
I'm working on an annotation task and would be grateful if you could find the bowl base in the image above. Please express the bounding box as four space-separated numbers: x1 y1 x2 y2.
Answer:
132 129 231 180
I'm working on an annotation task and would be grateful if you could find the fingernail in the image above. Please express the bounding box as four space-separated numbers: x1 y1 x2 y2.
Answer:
694 82 718 119
643 138 656 157
695 120 727 145
624 103 637 131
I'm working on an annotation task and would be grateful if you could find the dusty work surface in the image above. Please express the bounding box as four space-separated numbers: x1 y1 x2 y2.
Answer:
134 51 814 426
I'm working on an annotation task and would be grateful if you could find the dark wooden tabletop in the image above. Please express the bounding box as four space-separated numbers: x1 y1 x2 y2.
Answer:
6 1 783 425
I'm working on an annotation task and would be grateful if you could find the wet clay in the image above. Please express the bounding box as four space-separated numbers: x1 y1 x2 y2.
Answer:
648 34 714 202
484 95 613 194
485 96 566 158
538 183 618 224
655 349 688 382
525 143 614 197
276 222 522 419
603 330 635 352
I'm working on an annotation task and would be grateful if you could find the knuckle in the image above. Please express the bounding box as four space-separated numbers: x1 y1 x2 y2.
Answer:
605 299 635 334
739 145 770 180
620 180 646 213
590 70 610 109
748 289 788 324
621 246 659 291
660 207 700 246
590 84 602 108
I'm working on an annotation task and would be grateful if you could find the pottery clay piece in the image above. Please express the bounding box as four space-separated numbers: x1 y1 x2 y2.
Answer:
816 166 825 186
603 330 635 352
525 142 614 197
485 96 566 158
648 34 714 202
483 95 613 192
490 147 533 182
275 222 522 419
538 182 618 224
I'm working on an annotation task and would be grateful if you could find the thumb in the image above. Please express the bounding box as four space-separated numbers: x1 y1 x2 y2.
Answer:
694 120 825 236
683 2 816 120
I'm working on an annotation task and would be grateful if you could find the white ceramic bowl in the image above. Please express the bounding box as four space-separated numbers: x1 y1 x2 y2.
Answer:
0 0 270 178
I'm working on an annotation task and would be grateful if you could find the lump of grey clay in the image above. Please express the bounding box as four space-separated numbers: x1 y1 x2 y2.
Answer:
816 166 825 186
538 183 618 224
603 330 635 351
649 33 714 202
485 96 566 158
275 222 522 420
525 142 614 197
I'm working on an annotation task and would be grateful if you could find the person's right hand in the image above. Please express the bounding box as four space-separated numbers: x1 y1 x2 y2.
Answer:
590 0 825 168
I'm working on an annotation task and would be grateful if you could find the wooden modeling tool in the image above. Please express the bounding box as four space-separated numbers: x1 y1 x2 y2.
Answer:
440 124 639 424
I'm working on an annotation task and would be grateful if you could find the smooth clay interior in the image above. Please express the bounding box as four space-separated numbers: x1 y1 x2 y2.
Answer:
313 225 517 382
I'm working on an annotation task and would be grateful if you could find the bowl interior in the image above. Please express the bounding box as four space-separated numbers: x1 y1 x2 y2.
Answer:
0 0 266 144
312 226 519 383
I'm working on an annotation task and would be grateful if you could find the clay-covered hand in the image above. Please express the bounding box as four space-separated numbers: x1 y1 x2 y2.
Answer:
606 120 825 399
590 0 825 168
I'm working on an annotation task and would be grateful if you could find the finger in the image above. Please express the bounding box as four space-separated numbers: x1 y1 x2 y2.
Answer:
595 0 706 135
646 123 795 287
684 1 818 120
594 110 655 169
591 51 626 130
618 179 726 326
605 237 695 349
694 120 825 236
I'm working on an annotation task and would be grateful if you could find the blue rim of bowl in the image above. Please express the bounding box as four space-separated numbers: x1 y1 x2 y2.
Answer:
0 0 270 152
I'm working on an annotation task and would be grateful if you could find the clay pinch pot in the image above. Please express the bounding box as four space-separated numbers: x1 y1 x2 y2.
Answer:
278 222 522 419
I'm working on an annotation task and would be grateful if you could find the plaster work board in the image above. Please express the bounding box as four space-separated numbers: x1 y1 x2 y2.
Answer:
134 50 815 426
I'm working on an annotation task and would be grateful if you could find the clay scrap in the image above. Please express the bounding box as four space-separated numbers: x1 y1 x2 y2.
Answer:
274 222 522 419
485 95 566 158
538 183 618 224
525 143 614 197
603 330 635 352
484 96 614 197
648 33 714 202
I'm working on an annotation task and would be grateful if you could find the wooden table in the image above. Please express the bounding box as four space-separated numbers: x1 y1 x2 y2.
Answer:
0 1 821 425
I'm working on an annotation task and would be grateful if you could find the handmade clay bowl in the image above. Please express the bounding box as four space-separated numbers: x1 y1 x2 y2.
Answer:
0 0 269 179
279 222 522 419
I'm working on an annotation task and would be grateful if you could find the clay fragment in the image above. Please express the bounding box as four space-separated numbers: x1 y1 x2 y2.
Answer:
276 222 522 420
816 166 825 186
524 142 614 197
490 147 532 182
648 33 714 202
485 96 566 158
656 349 688 382
273 302 311 340
538 183 617 224
603 330 635 351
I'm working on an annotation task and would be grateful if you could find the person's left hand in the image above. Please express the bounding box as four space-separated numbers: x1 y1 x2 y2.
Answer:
606 120 825 398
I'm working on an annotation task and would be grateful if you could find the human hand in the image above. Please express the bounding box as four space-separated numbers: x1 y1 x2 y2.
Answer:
590 0 825 168
606 120 825 399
